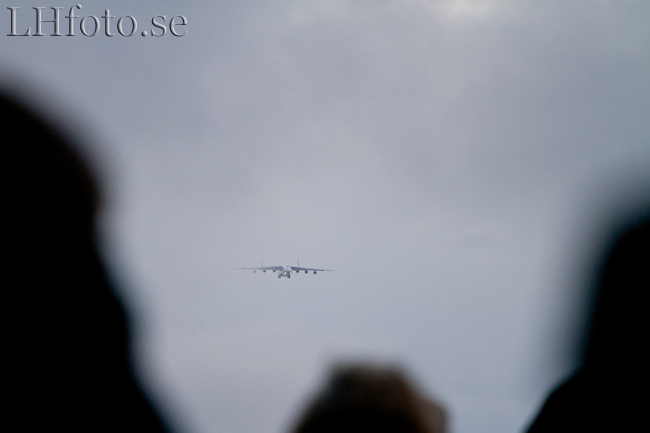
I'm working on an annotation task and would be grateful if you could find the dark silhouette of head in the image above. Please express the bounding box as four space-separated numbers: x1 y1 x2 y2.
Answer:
3 91 168 431
582 213 648 374
527 209 649 432
291 364 447 433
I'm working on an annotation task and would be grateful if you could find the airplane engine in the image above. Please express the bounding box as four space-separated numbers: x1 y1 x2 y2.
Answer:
304 270 308 274
313 271 317 274
263 270 266 273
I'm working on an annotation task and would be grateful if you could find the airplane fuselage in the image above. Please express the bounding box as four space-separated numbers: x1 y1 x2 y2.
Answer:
279 265 292 278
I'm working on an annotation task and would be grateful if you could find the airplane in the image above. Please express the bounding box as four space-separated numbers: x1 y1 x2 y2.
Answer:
237 261 332 278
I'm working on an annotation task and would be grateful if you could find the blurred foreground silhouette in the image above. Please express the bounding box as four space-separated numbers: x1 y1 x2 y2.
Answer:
4 91 168 431
291 364 447 433
527 209 649 431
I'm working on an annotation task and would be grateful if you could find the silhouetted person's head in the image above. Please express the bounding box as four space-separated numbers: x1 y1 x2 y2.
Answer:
3 91 167 431
582 213 648 374
527 209 649 432
291 364 446 433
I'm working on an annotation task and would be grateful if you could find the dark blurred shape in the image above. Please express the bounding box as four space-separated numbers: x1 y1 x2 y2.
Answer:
3 91 168 431
291 364 447 433
527 210 649 432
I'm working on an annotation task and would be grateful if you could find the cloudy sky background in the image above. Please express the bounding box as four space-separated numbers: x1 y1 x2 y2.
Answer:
2 1 649 432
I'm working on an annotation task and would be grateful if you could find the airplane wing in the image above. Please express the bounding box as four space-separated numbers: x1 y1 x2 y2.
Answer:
291 266 333 272
236 266 284 272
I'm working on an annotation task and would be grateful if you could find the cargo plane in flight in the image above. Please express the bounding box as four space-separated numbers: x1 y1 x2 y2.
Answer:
237 261 332 278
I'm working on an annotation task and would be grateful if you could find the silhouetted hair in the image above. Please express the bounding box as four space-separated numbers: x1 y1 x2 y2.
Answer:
3 91 168 432
583 213 648 372
527 210 649 432
292 364 446 433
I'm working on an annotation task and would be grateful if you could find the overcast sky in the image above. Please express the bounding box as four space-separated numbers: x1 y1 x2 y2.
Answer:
2 1 649 433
